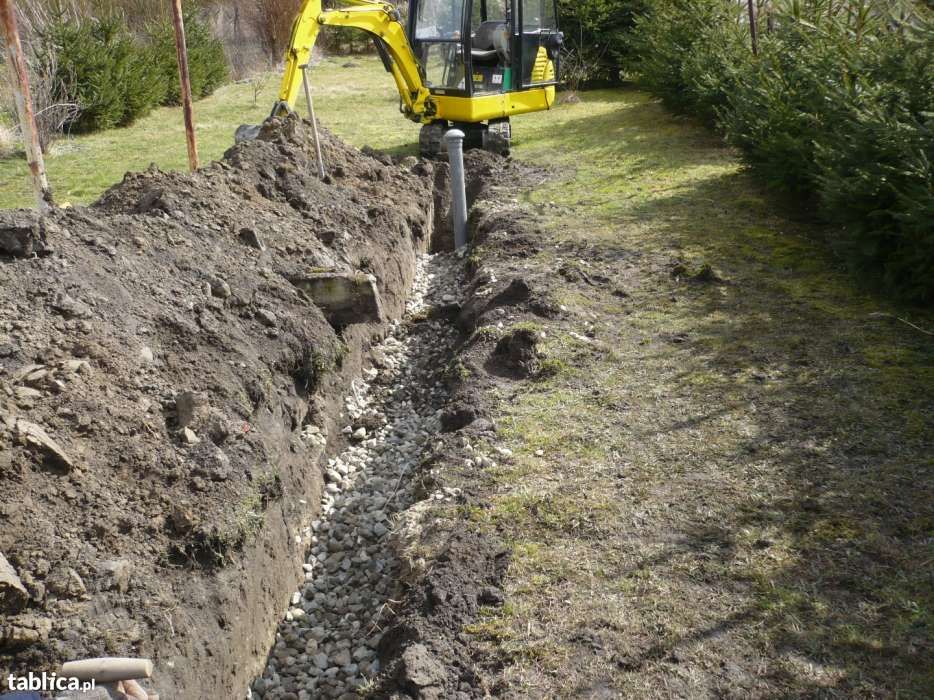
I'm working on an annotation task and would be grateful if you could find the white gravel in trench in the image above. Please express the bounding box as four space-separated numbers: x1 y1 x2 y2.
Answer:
250 253 462 700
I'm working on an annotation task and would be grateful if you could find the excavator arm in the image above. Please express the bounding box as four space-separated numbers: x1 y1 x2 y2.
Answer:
274 0 434 123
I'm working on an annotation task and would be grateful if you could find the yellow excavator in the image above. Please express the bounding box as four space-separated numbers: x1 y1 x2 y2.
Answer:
267 0 562 156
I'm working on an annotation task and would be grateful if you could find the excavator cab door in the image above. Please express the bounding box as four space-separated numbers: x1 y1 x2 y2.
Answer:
468 0 513 94
515 0 561 89
465 0 561 94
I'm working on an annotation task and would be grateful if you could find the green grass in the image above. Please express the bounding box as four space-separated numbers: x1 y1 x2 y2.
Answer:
447 75 931 697
0 56 422 209
0 57 739 212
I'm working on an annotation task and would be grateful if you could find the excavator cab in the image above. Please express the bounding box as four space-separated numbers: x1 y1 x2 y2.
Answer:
408 0 562 154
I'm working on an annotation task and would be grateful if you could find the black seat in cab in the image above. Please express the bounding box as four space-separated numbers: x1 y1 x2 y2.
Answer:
471 20 509 64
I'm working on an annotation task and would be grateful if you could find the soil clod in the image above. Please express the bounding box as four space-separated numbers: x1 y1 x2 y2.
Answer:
492 327 543 378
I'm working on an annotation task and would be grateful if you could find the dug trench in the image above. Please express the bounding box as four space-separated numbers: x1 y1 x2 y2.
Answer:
0 116 550 698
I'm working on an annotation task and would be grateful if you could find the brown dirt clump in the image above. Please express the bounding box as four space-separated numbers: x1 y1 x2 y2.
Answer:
0 115 435 698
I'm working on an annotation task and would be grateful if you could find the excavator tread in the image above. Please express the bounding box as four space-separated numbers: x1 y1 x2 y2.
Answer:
419 123 447 158
485 118 512 156
419 119 512 159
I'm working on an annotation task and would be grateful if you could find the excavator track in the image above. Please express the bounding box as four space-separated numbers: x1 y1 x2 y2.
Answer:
419 122 447 159
484 118 512 156
419 119 512 159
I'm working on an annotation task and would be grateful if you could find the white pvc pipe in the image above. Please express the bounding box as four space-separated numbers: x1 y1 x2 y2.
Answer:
61 657 153 683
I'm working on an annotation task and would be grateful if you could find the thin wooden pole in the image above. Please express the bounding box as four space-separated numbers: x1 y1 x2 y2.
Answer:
171 0 199 171
747 0 759 56
0 0 52 212
300 65 326 180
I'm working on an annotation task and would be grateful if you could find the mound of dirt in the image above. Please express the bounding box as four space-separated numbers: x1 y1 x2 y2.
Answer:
491 326 543 378
0 116 435 698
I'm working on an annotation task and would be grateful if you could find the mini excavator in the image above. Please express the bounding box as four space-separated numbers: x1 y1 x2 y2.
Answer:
268 0 562 156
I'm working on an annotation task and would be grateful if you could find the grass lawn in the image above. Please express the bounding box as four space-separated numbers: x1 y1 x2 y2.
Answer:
0 56 422 209
458 77 934 697
2 54 931 697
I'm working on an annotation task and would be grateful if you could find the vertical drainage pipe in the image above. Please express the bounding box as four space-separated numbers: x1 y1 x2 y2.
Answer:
445 129 468 249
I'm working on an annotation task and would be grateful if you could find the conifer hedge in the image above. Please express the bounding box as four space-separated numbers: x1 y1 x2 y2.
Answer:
35 6 227 134
629 0 933 302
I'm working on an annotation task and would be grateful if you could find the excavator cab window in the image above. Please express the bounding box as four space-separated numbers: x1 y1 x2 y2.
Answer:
517 0 560 88
409 0 559 97
412 0 469 93
469 0 512 94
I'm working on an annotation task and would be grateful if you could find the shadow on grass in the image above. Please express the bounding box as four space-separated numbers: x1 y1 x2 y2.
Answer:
477 84 931 697
381 142 419 159
610 169 934 696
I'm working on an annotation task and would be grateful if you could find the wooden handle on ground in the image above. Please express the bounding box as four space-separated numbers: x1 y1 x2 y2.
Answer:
60 657 153 683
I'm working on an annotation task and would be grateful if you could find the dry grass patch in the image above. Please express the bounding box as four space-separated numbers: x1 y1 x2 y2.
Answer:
466 88 933 698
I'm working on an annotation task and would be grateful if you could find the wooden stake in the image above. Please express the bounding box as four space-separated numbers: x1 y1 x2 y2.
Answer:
300 65 326 180
171 0 199 171
747 0 759 56
0 0 52 212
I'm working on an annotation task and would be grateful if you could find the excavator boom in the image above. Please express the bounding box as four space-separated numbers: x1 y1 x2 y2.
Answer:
275 0 433 123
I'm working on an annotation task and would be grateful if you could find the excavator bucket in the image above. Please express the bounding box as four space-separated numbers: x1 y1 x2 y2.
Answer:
235 124 262 143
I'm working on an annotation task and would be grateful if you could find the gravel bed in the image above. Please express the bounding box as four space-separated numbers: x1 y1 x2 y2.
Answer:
251 253 462 700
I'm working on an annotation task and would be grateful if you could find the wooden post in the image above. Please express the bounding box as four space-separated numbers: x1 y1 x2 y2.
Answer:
0 0 53 212
171 0 199 171
747 0 759 56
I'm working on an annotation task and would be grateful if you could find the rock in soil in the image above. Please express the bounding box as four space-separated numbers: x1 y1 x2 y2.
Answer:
0 552 29 614
0 212 47 257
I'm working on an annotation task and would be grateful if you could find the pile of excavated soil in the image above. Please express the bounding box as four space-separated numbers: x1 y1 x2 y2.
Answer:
0 116 435 698
366 156 555 700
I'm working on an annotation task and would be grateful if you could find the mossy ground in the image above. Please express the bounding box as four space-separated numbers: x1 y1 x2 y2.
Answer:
3 55 931 697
